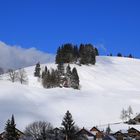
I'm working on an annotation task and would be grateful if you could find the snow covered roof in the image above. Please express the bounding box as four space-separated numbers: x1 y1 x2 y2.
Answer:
134 114 140 119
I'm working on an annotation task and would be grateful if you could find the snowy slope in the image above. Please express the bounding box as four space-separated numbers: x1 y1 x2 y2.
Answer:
0 56 140 132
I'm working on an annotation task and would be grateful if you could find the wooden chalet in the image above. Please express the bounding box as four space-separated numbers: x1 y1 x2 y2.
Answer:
127 127 140 138
113 131 128 140
134 114 140 123
90 127 104 140
77 127 96 140
128 114 140 124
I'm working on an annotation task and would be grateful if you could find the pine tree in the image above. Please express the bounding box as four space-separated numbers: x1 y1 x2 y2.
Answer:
61 111 77 140
57 63 64 76
79 44 85 57
79 44 86 64
95 48 99 56
66 65 72 87
42 70 49 88
4 119 11 140
66 65 72 76
42 66 48 79
50 69 57 88
54 69 60 87
63 44 74 63
45 66 48 73
73 45 79 61
4 115 18 140
106 124 111 134
128 54 133 58
34 62 41 77
80 44 96 65
46 71 51 88
117 53 122 57
56 47 62 64
71 68 79 89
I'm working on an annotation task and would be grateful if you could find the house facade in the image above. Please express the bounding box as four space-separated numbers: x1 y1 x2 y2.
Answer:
77 127 96 140
90 127 104 140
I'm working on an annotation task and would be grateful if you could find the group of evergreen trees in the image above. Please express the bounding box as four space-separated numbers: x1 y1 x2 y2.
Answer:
42 66 60 88
41 64 79 89
34 43 99 90
56 43 98 65
108 53 134 58
34 62 79 89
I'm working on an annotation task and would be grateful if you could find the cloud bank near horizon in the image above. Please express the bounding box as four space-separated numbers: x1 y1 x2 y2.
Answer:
0 41 55 70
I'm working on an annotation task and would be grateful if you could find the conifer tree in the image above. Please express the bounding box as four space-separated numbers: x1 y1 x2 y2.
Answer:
73 45 79 61
56 47 62 64
57 63 64 76
62 44 74 63
79 44 85 57
66 65 72 87
4 119 11 140
71 68 79 89
46 71 51 88
117 53 122 57
80 44 96 65
95 48 99 56
34 62 41 77
106 124 111 134
42 66 48 79
44 66 48 73
128 54 133 58
61 111 77 140
4 115 18 140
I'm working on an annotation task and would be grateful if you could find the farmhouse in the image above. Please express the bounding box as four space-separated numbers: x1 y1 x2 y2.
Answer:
77 127 96 140
127 127 140 138
134 114 140 123
90 126 104 140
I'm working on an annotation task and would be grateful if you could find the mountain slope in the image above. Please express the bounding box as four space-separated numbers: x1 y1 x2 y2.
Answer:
0 56 140 132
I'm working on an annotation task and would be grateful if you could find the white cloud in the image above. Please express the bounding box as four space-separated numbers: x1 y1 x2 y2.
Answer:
0 41 55 70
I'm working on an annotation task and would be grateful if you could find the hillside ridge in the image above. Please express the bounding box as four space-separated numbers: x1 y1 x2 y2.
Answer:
0 56 140 132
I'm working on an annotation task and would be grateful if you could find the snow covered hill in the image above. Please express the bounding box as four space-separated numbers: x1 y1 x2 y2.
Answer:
0 56 140 132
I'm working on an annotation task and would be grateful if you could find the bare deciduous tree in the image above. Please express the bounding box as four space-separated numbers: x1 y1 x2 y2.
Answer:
24 121 53 140
18 68 28 84
128 105 133 119
120 108 128 122
8 69 18 82
120 106 134 122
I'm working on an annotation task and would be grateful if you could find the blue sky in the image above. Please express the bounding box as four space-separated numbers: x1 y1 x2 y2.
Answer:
0 0 140 57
